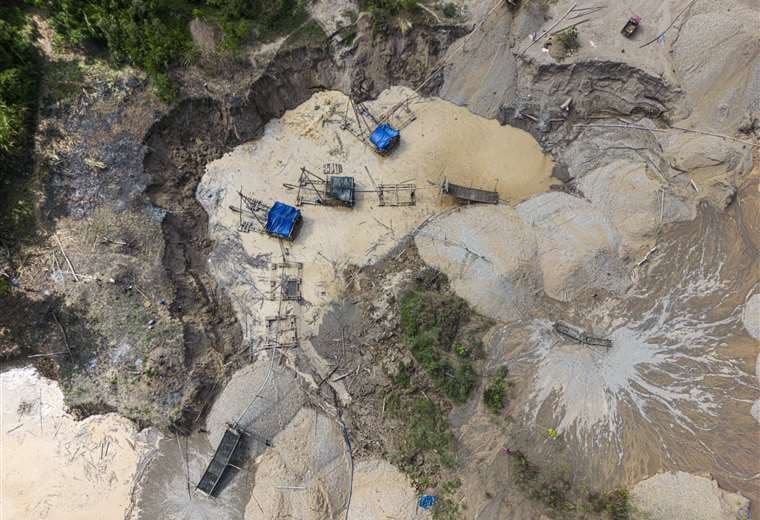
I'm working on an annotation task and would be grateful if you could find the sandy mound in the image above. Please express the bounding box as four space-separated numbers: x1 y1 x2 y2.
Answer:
245 407 349 519
415 190 636 314
415 204 540 319
664 133 754 207
348 459 424 518
1 367 154 520
631 471 750 520
578 160 664 257
517 192 628 302
672 1 760 130
205 357 305 447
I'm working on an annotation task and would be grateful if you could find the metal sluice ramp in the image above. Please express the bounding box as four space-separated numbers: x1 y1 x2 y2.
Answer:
195 426 243 497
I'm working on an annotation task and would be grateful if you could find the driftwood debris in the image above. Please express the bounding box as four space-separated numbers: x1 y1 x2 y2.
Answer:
639 0 698 48
54 235 79 282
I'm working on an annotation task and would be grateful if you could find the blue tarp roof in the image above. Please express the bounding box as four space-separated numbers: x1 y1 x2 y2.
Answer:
265 202 301 239
369 123 400 153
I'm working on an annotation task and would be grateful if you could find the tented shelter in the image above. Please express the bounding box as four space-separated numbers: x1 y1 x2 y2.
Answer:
326 176 356 207
369 123 400 155
265 202 302 240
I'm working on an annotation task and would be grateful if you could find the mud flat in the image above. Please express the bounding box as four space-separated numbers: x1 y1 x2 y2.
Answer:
0 367 157 519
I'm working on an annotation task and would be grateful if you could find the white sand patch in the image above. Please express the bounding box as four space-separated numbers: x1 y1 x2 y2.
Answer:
415 189 638 317
631 471 750 520
516 192 628 302
1 367 154 520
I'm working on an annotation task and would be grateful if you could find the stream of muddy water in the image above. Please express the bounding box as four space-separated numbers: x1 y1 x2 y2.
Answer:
491 182 760 499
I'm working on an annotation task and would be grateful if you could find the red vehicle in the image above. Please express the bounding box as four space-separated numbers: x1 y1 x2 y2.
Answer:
621 16 641 37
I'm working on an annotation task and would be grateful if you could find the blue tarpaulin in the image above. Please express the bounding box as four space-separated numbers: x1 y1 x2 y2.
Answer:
418 495 437 510
369 123 400 154
265 202 301 239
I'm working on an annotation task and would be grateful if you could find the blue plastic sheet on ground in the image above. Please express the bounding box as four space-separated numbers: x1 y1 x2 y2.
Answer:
369 123 400 153
265 201 301 239
418 495 437 510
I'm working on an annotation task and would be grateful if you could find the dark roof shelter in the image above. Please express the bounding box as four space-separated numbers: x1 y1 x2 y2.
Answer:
369 123 400 155
327 176 356 207
265 202 302 240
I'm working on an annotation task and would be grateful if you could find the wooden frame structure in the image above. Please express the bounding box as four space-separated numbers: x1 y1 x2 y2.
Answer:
377 183 416 207
268 261 304 302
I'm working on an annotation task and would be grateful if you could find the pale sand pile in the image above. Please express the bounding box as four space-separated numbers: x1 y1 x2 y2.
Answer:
631 472 750 520
246 408 424 519
748 293 760 424
347 459 425 518
245 408 349 519
577 160 664 257
415 189 636 316
414 204 540 319
1 367 154 520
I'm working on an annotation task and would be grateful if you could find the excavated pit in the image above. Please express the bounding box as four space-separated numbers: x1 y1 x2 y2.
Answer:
4 3 759 518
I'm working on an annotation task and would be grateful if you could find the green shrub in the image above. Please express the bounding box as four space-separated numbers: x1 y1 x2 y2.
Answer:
557 26 580 51
0 8 40 245
400 398 453 464
441 2 458 18
508 450 631 517
400 288 477 403
393 361 414 387
483 366 508 414
31 0 308 99
361 0 419 29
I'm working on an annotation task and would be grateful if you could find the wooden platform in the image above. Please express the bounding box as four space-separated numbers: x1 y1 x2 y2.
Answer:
442 179 499 204
196 426 242 497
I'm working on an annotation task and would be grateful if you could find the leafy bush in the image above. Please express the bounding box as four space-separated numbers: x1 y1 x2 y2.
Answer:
557 26 580 51
361 0 419 29
441 2 458 18
400 288 477 403
31 0 307 99
397 397 454 466
508 450 632 517
0 7 40 245
483 366 508 414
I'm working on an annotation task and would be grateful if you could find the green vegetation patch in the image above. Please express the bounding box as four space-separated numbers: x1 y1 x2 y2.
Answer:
483 366 509 414
360 0 420 29
0 7 41 247
399 286 479 403
557 26 580 52
508 450 631 519
401 398 454 463
31 0 309 99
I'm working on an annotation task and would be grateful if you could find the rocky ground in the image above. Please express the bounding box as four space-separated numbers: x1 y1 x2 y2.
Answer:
1 0 759 519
